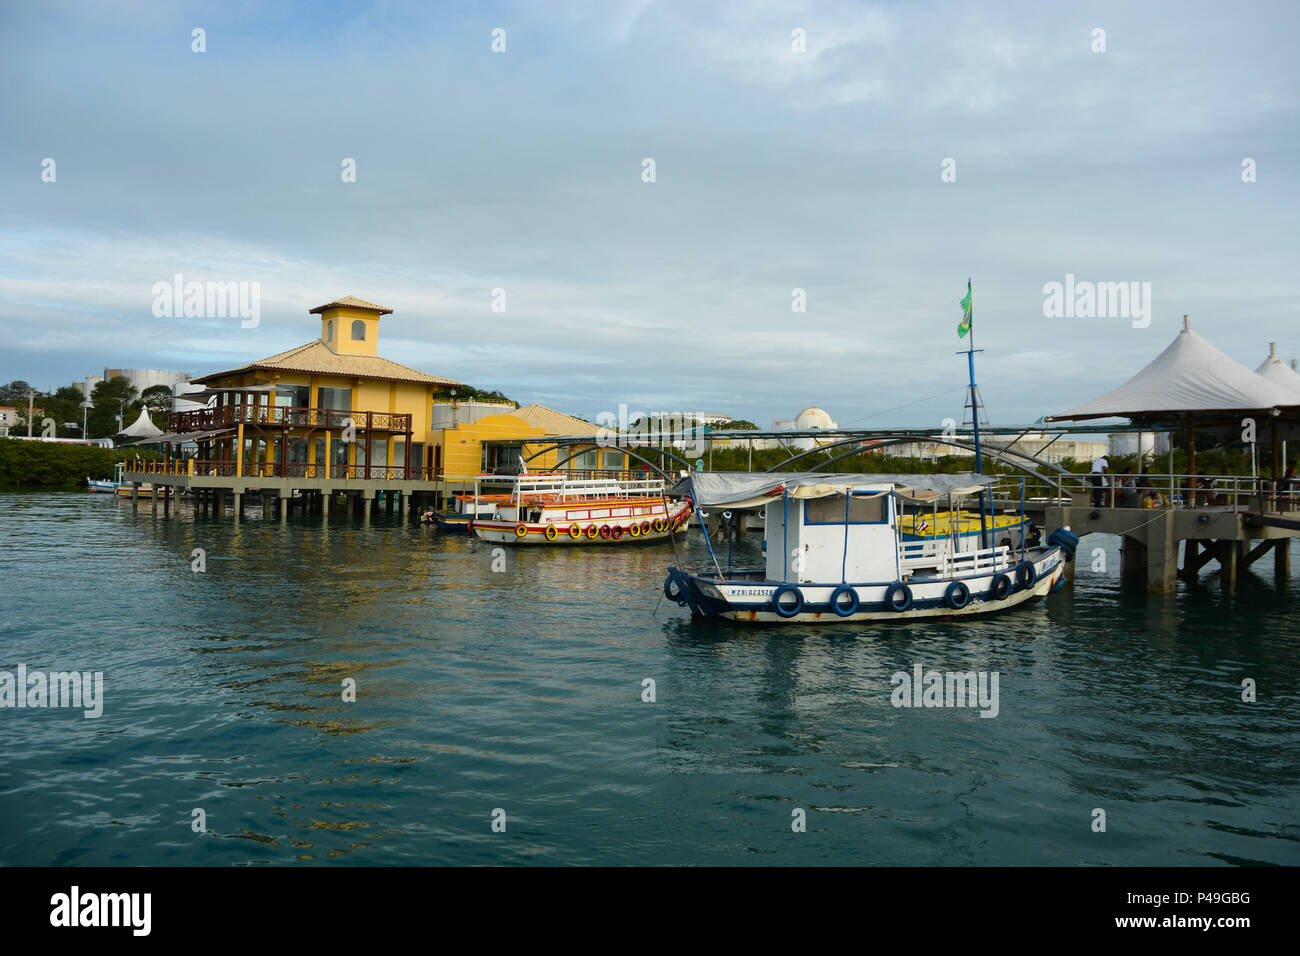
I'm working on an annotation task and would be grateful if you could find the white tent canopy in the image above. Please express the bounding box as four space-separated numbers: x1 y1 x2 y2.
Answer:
1254 344 1300 403
118 406 164 438
675 471 993 509
1048 324 1298 422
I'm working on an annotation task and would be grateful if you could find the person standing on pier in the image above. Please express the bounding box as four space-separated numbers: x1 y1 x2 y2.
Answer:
1090 455 1109 507
1119 467 1138 507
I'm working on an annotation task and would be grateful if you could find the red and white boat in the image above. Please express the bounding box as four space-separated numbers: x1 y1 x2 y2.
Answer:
470 474 692 545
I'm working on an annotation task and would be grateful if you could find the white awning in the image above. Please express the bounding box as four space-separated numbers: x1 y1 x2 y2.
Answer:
118 407 164 438
1049 326 1298 422
674 472 994 508
1254 346 1300 403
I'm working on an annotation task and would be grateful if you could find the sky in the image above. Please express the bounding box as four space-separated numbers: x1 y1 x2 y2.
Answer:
1 0 1296 430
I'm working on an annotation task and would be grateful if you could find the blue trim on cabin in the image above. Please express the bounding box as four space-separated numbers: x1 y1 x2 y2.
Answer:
802 491 893 526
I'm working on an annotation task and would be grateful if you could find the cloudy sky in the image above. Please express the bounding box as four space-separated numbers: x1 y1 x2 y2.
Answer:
1 0 1296 429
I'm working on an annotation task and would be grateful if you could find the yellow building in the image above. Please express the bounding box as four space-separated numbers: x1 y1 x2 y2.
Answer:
432 401 630 481
126 295 634 517
177 296 464 480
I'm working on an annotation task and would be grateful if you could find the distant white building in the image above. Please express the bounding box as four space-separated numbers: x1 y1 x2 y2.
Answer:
763 406 840 451
75 368 190 398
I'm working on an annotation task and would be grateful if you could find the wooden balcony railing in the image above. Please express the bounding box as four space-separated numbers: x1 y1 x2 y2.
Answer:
169 405 412 433
124 458 442 482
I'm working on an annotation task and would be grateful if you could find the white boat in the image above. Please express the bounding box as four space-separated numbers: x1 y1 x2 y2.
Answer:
664 472 1078 623
87 462 161 497
471 473 692 545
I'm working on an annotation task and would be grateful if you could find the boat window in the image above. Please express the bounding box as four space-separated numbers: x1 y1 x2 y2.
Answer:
804 492 888 524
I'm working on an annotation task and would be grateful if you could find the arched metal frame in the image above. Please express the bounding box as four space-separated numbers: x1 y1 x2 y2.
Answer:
767 433 1071 488
518 438 693 483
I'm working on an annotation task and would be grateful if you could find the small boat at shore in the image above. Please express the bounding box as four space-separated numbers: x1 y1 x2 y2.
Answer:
88 462 161 497
664 472 1077 623
470 473 692 545
427 489 516 532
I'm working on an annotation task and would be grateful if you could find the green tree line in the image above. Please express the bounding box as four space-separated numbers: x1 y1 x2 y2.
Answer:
0 438 159 490
1 378 172 440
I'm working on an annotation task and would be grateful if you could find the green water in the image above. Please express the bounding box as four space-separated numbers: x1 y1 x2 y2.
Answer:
0 493 1297 865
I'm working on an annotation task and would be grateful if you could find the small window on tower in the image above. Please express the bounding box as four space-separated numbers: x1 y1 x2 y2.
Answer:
351 320 366 341
326 320 333 342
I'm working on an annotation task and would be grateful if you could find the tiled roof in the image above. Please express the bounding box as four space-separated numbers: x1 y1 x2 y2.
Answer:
309 296 393 315
513 403 596 435
193 339 465 387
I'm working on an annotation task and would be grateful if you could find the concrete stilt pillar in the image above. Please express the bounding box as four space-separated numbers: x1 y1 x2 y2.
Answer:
1145 513 1178 594
322 492 331 518
362 493 374 525
151 488 159 513
281 491 289 523
1219 540 1238 591
233 492 242 522
1182 539 1198 579
1276 538 1291 581
131 483 140 511
1120 535 1144 587
398 492 407 519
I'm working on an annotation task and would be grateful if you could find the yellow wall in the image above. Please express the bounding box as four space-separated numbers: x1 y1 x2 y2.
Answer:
319 306 381 357
431 413 630 479
433 413 545 479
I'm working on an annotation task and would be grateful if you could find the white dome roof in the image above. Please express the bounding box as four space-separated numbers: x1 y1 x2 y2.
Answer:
794 407 835 429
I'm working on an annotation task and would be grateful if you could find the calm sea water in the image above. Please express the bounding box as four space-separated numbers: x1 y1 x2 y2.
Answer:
1 492 1297 866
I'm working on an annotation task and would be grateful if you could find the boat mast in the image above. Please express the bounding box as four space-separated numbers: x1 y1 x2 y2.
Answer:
961 276 984 475
958 277 990 549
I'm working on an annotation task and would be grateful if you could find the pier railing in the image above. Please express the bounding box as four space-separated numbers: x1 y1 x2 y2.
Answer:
1030 473 1300 514
124 458 443 482
168 405 412 434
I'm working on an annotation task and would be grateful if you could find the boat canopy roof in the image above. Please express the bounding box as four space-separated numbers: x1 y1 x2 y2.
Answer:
676 471 994 508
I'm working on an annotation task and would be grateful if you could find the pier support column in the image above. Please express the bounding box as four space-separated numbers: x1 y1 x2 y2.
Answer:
163 487 171 517
1119 536 1144 587
281 491 289 523
1145 513 1178 595
1219 540 1238 591
233 492 242 522
362 492 374 526
1181 540 1198 581
1276 539 1291 581
398 492 407 519
131 483 140 511
321 492 330 518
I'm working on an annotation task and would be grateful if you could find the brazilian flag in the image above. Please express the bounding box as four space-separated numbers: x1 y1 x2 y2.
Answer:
957 281 972 338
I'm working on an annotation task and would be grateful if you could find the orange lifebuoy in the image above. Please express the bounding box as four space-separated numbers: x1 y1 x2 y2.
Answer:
640 520 651 534
568 522 582 539
585 523 598 539
598 525 612 539
611 525 624 540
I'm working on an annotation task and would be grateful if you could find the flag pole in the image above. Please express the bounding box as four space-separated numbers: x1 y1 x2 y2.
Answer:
957 277 988 549
961 277 983 475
